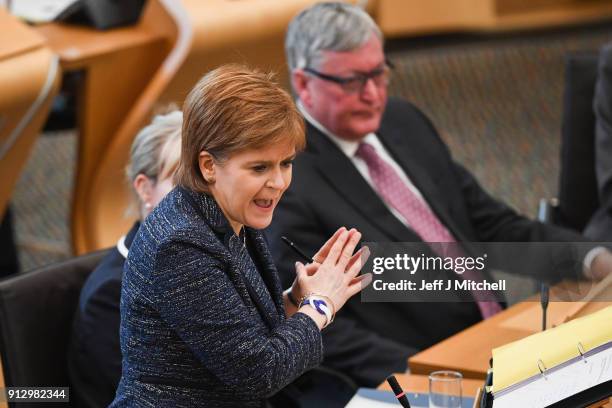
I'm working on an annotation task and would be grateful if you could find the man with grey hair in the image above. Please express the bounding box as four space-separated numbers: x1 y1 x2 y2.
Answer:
268 1 612 387
284 2 385 143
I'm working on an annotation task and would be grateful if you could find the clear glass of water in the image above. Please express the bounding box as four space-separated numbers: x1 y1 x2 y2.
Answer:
429 370 462 408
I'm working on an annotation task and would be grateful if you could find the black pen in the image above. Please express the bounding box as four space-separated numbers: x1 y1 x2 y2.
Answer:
541 282 549 331
281 236 314 264
386 375 411 408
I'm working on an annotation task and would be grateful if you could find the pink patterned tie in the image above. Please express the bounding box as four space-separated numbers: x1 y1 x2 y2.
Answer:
356 142 502 318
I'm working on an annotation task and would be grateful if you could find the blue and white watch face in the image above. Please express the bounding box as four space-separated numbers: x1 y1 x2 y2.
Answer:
311 298 328 314
302 296 333 327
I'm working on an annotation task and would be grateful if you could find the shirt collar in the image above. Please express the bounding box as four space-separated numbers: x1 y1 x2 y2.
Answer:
116 221 141 259
297 100 377 158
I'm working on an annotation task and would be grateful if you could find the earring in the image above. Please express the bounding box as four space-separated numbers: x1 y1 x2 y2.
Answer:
144 202 152 210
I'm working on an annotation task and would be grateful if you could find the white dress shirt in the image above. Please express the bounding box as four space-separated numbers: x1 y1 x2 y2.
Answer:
298 101 433 229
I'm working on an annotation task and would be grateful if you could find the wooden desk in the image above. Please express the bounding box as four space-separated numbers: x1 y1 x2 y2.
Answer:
0 11 46 58
34 21 166 70
378 373 483 400
409 300 611 379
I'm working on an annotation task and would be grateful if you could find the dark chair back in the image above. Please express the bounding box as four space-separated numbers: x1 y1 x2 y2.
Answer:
556 52 600 231
0 250 109 407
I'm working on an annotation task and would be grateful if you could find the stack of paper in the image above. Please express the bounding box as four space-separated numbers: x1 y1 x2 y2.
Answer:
492 306 612 407
346 388 474 408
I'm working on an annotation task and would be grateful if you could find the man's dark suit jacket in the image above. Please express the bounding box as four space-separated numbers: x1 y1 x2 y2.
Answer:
267 97 589 387
68 222 139 408
586 43 612 241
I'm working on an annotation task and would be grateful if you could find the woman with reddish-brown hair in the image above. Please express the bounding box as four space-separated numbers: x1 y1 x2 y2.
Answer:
110 65 371 407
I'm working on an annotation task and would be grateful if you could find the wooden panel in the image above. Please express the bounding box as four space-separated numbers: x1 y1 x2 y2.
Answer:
495 0 575 15
159 0 360 105
34 0 177 253
375 0 612 38
0 48 60 217
35 19 165 70
85 0 191 252
489 1 612 31
0 10 46 60
70 42 167 252
374 0 495 37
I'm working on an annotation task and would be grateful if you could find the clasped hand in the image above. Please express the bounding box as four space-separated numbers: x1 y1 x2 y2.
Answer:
291 227 372 314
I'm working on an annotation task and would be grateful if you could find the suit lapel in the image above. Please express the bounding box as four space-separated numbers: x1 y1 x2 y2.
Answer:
307 120 471 244
199 234 269 327
229 243 280 330
308 125 417 242
181 188 281 329
246 229 284 316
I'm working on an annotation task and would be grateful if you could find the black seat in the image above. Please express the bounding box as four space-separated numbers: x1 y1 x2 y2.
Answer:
0 249 109 408
554 52 600 231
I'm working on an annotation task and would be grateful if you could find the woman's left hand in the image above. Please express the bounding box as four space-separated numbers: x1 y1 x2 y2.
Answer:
288 227 361 305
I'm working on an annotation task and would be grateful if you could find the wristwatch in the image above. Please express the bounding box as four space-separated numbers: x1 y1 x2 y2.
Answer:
299 295 333 327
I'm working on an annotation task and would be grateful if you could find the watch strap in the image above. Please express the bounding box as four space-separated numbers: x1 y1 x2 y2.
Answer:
300 295 332 327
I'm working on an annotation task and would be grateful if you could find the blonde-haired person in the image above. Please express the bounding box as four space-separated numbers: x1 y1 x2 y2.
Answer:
69 111 182 408
110 65 372 407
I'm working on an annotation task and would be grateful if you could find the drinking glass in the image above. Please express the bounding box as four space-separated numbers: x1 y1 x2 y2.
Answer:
429 370 462 408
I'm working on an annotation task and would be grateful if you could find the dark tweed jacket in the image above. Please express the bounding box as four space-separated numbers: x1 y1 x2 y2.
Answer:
110 187 323 408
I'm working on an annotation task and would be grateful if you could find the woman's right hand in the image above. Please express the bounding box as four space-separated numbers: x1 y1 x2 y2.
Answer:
295 228 372 319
